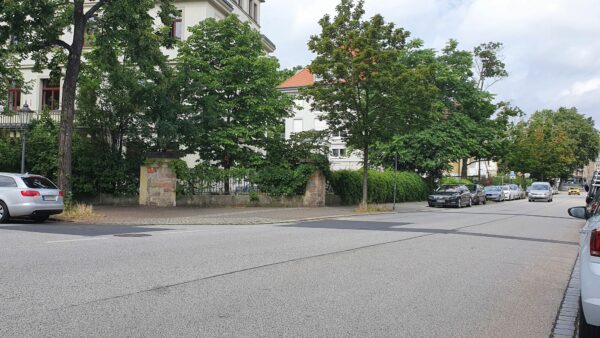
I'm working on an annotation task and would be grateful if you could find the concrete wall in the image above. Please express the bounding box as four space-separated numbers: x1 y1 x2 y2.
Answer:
139 161 177 207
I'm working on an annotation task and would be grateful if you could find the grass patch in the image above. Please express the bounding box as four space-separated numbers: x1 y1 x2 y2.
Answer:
354 204 393 213
59 203 98 219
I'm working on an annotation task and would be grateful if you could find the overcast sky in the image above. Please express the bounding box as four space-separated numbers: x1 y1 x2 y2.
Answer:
261 0 600 126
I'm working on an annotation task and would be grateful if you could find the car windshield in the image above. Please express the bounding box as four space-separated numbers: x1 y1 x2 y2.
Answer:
22 176 57 189
437 185 460 192
530 184 548 190
465 184 476 191
485 186 500 192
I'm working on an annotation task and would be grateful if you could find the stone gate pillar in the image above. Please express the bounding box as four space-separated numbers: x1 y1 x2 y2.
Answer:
303 170 326 207
139 157 177 207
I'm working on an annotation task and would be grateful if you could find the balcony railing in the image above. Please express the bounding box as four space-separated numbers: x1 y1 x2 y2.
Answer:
0 111 62 129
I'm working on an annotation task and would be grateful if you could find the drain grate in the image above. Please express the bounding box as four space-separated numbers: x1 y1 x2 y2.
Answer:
114 233 152 237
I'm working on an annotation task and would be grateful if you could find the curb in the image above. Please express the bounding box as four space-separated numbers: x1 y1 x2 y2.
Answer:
551 254 580 338
52 211 397 226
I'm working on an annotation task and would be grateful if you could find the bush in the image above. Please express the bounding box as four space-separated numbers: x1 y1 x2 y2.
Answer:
253 164 316 196
330 170 429 204
440 177 472 185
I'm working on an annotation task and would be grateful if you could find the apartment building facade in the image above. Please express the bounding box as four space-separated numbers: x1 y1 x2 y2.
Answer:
278 68 363 171
6 0 274 117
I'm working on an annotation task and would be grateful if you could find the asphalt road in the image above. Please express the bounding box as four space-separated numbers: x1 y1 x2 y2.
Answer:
0 194 586 337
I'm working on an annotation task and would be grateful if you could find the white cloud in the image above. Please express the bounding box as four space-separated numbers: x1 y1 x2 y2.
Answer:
261 0 600 125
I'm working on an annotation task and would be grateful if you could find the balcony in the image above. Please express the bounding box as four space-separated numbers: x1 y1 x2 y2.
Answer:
0 110 62 130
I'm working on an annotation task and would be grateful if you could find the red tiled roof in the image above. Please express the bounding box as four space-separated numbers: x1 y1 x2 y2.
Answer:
277 68 315 89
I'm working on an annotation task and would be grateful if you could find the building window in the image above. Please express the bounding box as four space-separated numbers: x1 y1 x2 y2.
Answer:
42 79 60 111
253 2 258 20
169 11 183 40
248 0 252 15
293 119 303 133
330 148 347 158
8 87 21 111
84 15 98 47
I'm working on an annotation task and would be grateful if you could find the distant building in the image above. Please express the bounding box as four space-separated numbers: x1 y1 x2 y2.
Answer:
5 0 273 117
448 159 498 178
277 68 362 171
581 154 600 183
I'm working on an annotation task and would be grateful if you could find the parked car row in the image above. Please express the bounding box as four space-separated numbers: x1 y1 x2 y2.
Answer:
483 184 526 202
0 173 64 223
568 183 600 337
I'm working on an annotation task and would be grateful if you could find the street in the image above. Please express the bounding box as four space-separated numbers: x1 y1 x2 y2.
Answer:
0 194 585 337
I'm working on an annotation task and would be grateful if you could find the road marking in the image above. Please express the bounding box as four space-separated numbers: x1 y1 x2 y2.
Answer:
46 237 110 244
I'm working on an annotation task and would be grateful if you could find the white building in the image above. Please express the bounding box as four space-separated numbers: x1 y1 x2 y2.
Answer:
277 68 363 171
7 0 274 115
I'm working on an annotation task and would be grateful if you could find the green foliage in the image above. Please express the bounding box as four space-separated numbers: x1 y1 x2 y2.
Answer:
330 170 429 204
177 15 293 169
252 165 316 196
440 177 472 185
305 0 442 205
502 107 600 180
0 115 140 196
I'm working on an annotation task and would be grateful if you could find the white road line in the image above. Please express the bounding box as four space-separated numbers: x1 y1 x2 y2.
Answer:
46 237 110 244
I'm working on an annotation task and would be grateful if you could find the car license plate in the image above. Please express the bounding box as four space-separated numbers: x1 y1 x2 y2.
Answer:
43 195 57 201
437 200 444 203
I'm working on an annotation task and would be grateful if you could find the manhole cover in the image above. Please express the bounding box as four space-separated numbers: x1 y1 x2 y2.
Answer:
114 233 152 237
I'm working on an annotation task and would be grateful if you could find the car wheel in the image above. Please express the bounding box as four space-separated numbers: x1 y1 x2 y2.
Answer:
468 198 472 207
482 199 486 205
0 200 9 224
528 199 532 202
457 199 462 208
579 299 600 337
32 215 49 223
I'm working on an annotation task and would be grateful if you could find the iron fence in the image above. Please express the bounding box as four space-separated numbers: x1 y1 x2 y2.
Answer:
177 173 260 195
0 111 62 130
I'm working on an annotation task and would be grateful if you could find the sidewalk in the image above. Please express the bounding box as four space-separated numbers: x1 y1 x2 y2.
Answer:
58 202 429 226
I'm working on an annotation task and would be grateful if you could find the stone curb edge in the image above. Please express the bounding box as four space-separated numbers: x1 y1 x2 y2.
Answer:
551 254 580 338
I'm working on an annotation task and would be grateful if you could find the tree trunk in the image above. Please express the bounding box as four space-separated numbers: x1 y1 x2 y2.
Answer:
58 3 86 194
461 157 468 179
361 146 369 208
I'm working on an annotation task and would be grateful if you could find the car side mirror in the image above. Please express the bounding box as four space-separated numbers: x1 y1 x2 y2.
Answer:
568 206 589 219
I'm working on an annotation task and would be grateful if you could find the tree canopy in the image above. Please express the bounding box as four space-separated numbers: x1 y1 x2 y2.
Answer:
502 107 600 180
305 0 441 206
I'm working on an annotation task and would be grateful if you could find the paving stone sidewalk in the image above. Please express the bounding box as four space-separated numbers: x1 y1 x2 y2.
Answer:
61 202 429 225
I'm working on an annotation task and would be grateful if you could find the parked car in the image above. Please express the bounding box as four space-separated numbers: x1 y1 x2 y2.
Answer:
568 187 581 195
528 182 553 202
567 205 600 337
484 186 505 202
465 184 486 205
500 185 512 200
428 185 472 208
508 184 524 200
0 173 64 223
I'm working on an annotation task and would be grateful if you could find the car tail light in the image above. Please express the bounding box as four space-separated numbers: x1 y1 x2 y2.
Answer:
21 190 40 197
592 229 600 257
59 190 64 197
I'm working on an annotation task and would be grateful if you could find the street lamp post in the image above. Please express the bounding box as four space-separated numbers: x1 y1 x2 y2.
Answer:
393 152 398 211
19 102 33 174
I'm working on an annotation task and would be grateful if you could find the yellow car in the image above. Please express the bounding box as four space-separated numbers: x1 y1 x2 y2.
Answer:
568 187 581 195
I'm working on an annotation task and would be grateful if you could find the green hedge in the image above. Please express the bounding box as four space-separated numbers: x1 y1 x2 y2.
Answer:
330 170 429 204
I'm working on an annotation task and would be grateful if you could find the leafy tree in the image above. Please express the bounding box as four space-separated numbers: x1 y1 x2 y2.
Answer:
177 15 293 193
503 107 600 180
1 0 176 193
305 0 440 206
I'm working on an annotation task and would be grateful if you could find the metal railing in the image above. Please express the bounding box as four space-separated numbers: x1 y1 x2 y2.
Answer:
178 175 260 196
0 111 61 129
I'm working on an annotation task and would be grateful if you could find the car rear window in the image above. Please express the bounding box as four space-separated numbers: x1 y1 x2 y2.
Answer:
21 176 58 189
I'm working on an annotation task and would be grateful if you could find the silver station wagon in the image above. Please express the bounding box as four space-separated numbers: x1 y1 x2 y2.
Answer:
0 173 64 223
